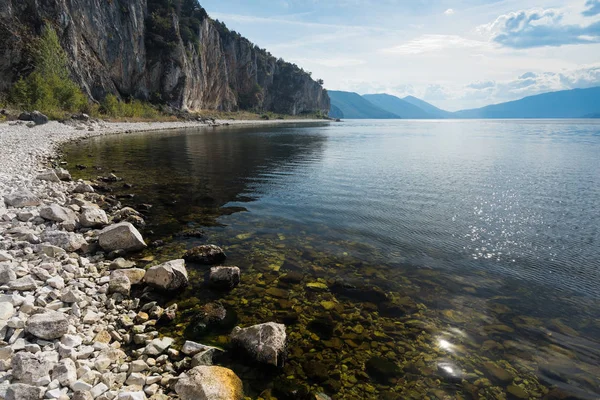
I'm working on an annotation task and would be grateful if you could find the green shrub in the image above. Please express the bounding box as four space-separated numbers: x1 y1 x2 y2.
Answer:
100 94 159 119
8 25 88 117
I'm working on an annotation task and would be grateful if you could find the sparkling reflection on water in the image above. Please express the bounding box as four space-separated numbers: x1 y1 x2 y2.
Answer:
64 120 600 399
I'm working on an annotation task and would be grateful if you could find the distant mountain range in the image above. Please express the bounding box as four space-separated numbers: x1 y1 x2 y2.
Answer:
327 91 399 119
329 86 600 119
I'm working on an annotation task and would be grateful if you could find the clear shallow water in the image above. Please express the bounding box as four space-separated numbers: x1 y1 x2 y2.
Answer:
64 120 600 399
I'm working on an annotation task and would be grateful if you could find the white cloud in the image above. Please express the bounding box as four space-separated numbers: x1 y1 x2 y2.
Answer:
382 35 489 55
444 8 455 15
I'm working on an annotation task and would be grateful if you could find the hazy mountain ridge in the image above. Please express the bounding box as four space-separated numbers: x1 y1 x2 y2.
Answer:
328 91 400 119
330 86 600 119
362 94 433 119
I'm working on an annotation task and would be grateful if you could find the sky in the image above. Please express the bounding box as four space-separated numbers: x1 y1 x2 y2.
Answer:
200 0 600 111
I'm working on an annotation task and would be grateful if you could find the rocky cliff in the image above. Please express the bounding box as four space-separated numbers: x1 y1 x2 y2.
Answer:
0 0 330 115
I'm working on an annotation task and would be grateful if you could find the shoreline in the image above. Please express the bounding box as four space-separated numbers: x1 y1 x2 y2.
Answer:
0 118 325 399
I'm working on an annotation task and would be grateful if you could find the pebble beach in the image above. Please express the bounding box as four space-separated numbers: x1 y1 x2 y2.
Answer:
0 117 311 400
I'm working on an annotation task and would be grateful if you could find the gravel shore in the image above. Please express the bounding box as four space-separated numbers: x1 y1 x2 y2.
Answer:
0 118 300 400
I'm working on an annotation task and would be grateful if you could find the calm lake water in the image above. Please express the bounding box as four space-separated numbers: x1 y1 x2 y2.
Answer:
64 120 600 399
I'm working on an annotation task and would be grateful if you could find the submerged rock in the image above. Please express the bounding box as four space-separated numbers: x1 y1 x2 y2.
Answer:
183 245 226 264
174 366 243 400
187 302 236 338
365 356 402 384
144 259 188 290
230 322 286 367
208 266 240 289
98 222 146 252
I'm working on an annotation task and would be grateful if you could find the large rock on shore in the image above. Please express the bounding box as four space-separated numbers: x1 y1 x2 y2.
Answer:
144 259 188 290
39 204 77 223
79 206 108 228
41 230 87 252
230 322 286 367
183 245 226 264
26 311 69 340
6 383 44 400
4 190 41 208
208 266 240 289
174 366 243 400
11 352 55 385
98 222 146 252
111 268 145 285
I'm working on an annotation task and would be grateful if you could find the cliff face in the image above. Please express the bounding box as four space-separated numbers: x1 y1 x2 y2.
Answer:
0 0 330 115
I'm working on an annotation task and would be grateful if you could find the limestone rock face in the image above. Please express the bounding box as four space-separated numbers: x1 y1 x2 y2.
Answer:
230 322 286 367
0 0 329 115
174 366 243 400
98 222 146 252
144 259 188 290
26 311 69 340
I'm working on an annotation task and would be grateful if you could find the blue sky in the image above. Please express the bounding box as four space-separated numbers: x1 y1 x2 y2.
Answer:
201 0 600 110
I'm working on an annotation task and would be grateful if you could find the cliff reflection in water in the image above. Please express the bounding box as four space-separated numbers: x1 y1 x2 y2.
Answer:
67 123 329 234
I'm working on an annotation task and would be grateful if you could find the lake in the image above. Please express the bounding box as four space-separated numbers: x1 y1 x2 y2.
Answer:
63 119 600 399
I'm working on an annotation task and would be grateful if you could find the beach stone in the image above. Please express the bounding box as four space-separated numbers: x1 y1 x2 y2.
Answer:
11 352 55 385
230 322 286 367
174 366 243 400
71 391 93 400
117 392 147 400
54 168 72 181
9 276 37 291
4 190 41 208
208 266 240 289
20 110 49 125
144 259 188 290
190 348 220 367
26 311 69 340
73 183 94 194
144 337 174 355
79 206 108 228
108 275 131 295
0 251 13 262
111 268 145 285
110 258 136 270
41 230 87 252
37 169 60 182
183 245 226 265
6 383 43 400
0 302 15 320
98 222 146 252
40 204 76 223
39 245 66 258
181 341 213 356
52 358 77 387
0 263 17 284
